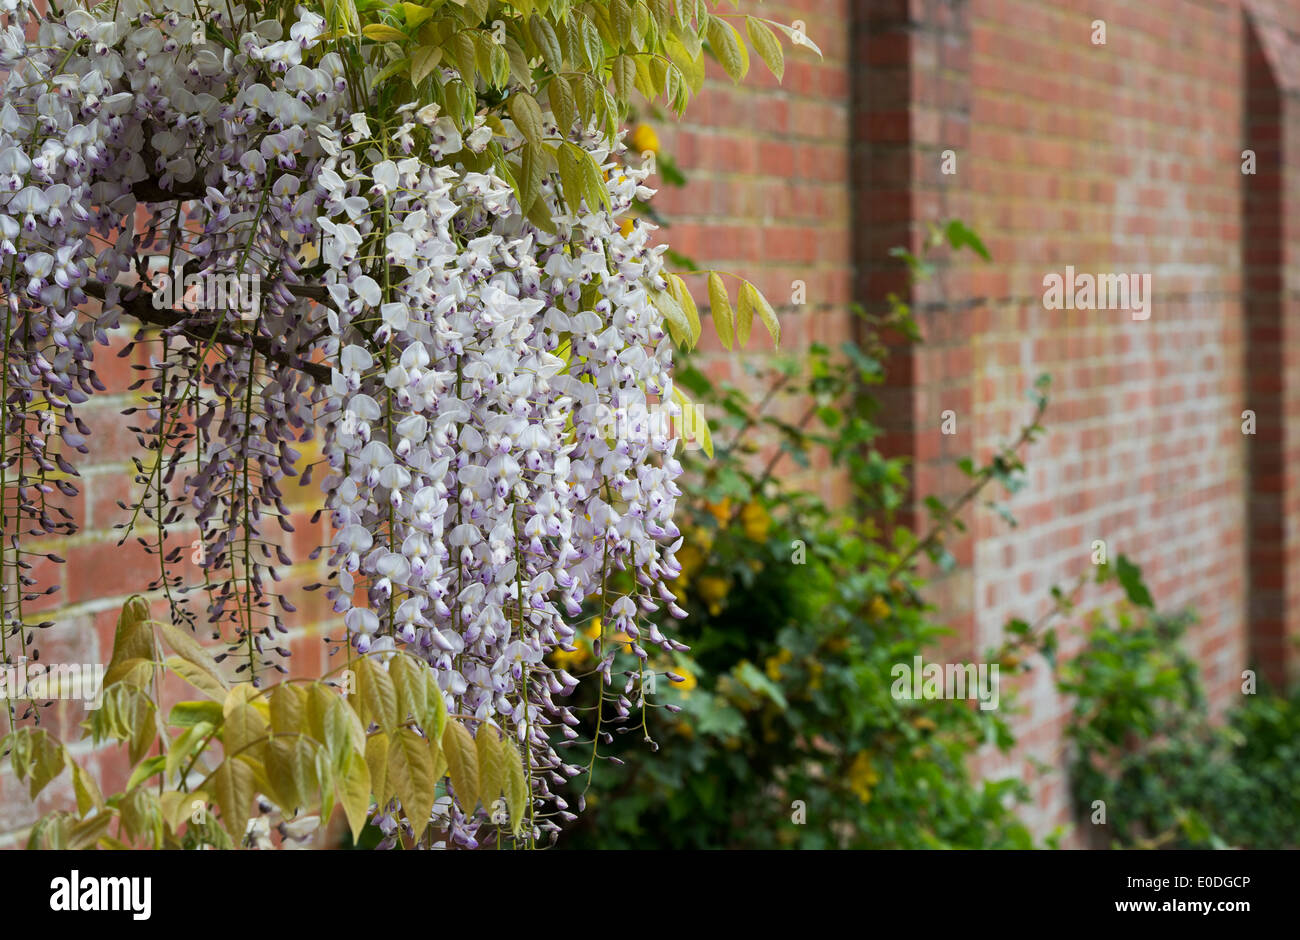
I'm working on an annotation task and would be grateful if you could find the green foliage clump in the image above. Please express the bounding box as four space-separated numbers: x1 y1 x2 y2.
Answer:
1060 597 1300 850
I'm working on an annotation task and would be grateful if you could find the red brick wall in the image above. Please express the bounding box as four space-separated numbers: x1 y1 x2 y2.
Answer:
859 0 1300 841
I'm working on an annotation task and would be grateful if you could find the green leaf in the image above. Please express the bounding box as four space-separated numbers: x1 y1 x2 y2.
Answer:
944 219 991 261
387 727 437 839
508 92 546 145
165 720 214 783
411 44 442 84
746 17 783 81
577 12 605 70
450 29 478 85
168 699 224 729
611 0 633 45
705 15 748 82
707 272 734 349
549 74 576 136
1116 555 1155 609
126 753 167 792
517 142 544 213
612 54 637 103
529 15 563 72
442 720 480 813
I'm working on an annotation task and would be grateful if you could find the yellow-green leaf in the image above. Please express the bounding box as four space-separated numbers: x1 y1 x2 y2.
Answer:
389 656 424 726
366 732 391 808
549 74 576 136
266 736 317 813
164 655 225 701
338 750 372 843
706 15 748 82
362 23 408 42
105 596 156 685
442 720 480 813
508 92 546 145
400 2 435 28
667 273 701 346
68 756 104 815
160 789 207 833
707 272 734 349
745 17 783 82
212 756 255 844
653 288 690 347
223 702 268 763
423 669 448 744
269 684 308 737
387 727 436 839
740 280 779 346
476 724 507 808
355 657 399 733
503 738 528 837
126 690 157 765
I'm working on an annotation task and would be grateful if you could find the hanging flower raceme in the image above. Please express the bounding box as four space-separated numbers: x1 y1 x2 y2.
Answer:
0 0 800 847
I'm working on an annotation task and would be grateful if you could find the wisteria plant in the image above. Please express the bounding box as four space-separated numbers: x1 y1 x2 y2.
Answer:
0 0 813 847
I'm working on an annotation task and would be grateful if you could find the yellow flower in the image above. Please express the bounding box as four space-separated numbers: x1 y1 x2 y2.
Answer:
704 498 732 525
740 502 771 542
549 644 590 670
676 543 705 581
807 659 824 690
584 617 603 640
628 123 659 155
765 648 793 681
911 716 937 732
847 752 880 803
670 664 697 693
869 596 891 620
689 524 715 553
619 217 635 238
696 575 729 616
